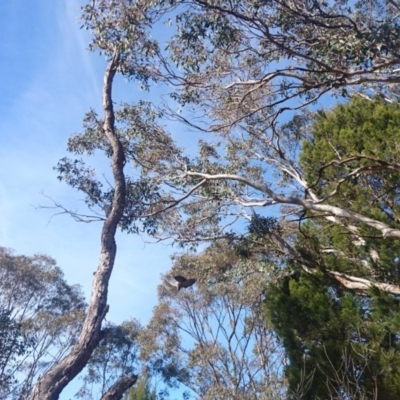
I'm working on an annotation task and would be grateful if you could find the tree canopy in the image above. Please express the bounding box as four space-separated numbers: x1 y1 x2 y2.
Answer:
140 240 287 399
4 0 400 399
0 247 85 399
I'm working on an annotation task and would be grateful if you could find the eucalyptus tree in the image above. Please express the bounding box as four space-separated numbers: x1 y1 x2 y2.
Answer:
162 0 400 125
140 240 287 400
0 306 32 398
144 0 400 295
29 1 183 398
0 247 85 399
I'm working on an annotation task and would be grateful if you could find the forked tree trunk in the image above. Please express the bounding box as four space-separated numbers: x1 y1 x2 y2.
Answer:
29 52 132 400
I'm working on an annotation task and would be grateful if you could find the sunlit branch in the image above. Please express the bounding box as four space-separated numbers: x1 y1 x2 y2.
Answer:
185 170 400 239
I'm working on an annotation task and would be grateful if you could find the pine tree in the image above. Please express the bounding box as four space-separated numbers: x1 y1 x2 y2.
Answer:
265 98 400 399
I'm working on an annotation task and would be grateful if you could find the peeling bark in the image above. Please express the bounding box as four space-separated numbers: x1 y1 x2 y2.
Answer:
29 52 125 400
100 375 138 400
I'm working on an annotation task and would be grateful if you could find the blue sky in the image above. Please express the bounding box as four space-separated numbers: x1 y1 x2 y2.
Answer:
0 1 180 397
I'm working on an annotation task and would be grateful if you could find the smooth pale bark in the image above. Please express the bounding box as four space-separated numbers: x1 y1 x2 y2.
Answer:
185 171 400 239
326 270 400 295
29 52 127 400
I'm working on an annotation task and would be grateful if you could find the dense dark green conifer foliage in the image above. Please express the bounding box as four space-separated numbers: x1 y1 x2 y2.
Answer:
265 98 400 399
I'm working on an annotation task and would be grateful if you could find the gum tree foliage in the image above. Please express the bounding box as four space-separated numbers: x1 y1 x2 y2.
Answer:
167 0 400 284
136 0 400 296
140 240 287 400
74 0 400 296
163 0 400 119
26 0 400 398
0 307 33 398
0 247 85 399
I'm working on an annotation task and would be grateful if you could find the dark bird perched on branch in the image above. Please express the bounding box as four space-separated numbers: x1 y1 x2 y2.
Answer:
166 275 196 291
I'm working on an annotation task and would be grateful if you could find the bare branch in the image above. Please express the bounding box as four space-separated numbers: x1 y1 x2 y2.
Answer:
142 179 207 218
